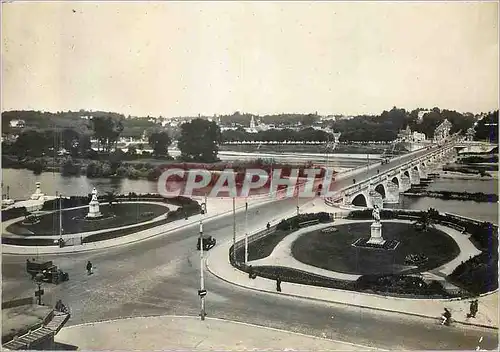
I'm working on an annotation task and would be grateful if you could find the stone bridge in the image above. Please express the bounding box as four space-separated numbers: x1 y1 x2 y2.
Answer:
326 144 457 208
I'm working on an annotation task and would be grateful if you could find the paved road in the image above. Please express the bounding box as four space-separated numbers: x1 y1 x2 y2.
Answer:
4 143 496 350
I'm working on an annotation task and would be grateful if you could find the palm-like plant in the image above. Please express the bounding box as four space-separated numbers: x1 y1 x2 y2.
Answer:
414 208 439 232
105 191 117 207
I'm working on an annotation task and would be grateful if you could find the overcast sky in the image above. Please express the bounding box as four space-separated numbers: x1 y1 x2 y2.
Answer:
2 2 498 117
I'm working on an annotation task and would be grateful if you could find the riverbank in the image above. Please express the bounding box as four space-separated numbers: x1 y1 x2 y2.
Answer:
1 153 349 182
403 190 498 203
220 142 407 155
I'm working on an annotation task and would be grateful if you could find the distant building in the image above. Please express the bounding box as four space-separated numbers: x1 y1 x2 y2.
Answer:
9 119 25 128
417 110 431 122
413 131 426 142
466 127 476 141
433 119 452 143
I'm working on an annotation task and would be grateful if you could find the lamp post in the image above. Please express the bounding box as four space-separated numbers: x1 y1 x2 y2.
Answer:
232 197 236 263
296 183 300 216
244 199 248 265
198 202 207 320
34 273 44 305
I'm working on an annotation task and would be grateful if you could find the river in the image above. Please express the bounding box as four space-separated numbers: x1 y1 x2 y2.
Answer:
2 167 498 225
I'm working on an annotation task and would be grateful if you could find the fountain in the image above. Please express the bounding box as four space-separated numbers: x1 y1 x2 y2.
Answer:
30 182 45 200
86 187 103 219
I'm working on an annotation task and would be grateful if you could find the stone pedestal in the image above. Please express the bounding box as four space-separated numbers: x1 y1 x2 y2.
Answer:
30 182 45 200
86 188 102 219
367 222 385 245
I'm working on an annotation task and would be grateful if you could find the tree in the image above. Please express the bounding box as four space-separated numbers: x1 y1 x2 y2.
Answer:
105 191 117 207
474 111 498 143
127 145 137 157
148 131 172 157
178 119 221 162
414 208 439 232
91 116 124 152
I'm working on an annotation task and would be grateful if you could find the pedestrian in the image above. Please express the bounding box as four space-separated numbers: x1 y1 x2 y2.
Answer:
86 261 93 275
266 222 271 231
469 300 478 318
248 265 254 279
276 276 282 292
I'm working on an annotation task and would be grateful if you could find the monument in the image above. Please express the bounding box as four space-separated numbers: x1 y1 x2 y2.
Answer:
367 205 385 245
30 182 45 200
86 187 103 219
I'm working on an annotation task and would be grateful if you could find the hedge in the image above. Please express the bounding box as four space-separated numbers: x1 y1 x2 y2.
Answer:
1 206 28 222
276 212 332 231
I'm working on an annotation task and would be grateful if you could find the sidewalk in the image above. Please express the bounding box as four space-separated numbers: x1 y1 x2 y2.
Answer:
2 196 275 255
54 315 382 350
206 224 499 329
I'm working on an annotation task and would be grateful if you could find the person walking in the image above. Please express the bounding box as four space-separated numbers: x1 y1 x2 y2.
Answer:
266 222 271 231
468 300 478 318
86 261 93 275
276 276 282 292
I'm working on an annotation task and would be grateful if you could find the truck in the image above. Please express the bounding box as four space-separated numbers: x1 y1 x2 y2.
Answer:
26 259 69 284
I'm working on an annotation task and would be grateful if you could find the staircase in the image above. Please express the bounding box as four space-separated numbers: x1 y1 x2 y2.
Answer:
2 312 70 350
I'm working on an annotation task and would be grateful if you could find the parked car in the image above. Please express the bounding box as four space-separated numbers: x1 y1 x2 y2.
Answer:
197 235 216 251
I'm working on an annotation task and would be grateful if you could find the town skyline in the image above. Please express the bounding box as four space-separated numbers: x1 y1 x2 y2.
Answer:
2 2 498 117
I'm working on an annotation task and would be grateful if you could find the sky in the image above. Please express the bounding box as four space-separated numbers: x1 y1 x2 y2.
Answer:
1 1 498 117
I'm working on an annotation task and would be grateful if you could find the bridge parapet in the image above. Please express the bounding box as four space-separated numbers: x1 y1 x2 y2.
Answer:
325 143 456 207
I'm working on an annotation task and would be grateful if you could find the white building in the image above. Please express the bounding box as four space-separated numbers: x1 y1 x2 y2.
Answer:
9 119 25 128
412 131 426 142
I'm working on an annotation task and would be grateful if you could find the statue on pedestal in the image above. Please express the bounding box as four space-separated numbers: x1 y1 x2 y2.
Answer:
367 205 385 245
86 187 102 219
372 205 381 223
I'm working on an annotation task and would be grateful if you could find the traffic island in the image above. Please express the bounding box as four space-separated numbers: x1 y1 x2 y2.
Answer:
227 211 496 298
292 222 459 275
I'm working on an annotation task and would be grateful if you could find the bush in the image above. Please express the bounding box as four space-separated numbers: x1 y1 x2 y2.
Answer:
1 207 28 221
449 251 498 294
276 212 331 230
61 158 80 176
355 274 451 297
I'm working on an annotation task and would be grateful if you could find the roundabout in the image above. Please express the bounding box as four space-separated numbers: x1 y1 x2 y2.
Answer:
6 202 169 236
291 222 460 276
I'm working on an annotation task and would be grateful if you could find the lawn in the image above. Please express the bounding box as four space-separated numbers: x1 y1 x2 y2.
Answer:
291 222 460 275
7 202 169 236
234 229 294 262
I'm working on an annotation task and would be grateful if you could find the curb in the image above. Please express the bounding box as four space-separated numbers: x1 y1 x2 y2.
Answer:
205 251 498 331
1 197 275 255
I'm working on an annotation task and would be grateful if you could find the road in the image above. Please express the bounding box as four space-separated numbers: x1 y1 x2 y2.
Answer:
3 143 497 350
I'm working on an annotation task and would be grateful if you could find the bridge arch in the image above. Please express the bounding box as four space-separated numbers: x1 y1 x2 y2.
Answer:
391 177 399 186
413 165 419 172
403 170 410 178
352 194 367 207
374 184 386 198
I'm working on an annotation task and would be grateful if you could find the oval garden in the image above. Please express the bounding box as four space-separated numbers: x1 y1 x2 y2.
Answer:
2 193 201 246
231 210 498 299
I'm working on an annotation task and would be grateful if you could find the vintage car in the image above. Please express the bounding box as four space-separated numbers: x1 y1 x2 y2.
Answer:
196 235 216 251
26 259 69 284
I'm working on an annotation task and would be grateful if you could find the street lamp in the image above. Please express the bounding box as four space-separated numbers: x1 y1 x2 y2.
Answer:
198 202 207 320
34 273 44 305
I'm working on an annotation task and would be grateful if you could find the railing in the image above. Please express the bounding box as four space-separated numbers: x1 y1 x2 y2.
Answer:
233 226 276 251
335 145 455 196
